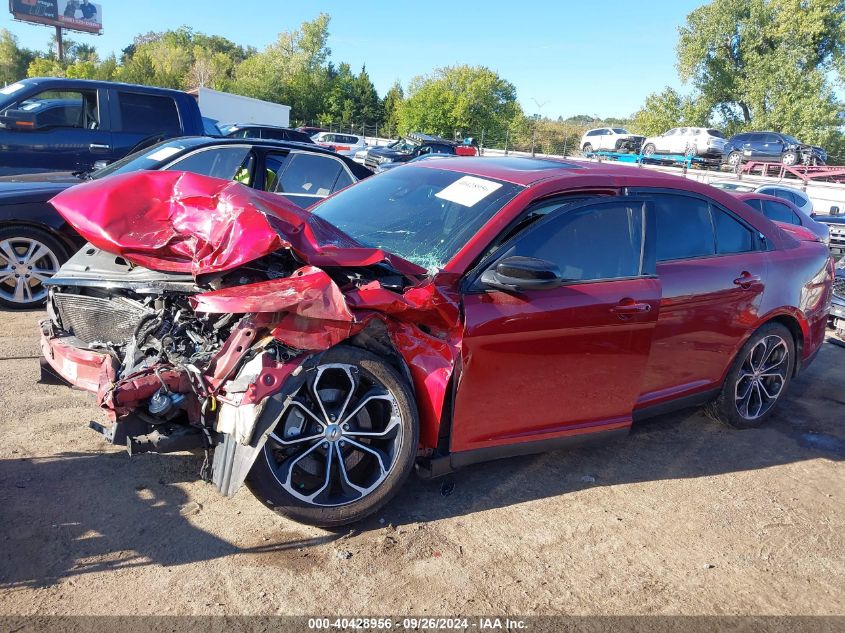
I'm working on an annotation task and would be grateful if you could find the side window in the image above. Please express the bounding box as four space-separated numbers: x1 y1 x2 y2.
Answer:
504 201 645 282
118 92 181 135
745 198 763 212
712 206 754 254
8 89 99 129
652 194 715 261
762 200 800 225
165 147 254 183
333 169 354 192
260 128 285 141
267 152 345 200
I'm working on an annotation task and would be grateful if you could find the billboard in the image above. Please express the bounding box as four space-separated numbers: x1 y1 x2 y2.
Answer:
9 0 102 34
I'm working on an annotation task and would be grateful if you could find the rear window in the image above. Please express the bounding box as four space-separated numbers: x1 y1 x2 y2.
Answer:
707 129 725 138
118 92 181 136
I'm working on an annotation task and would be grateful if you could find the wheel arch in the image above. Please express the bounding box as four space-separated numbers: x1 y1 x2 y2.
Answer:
0 220 77 259
738 311 807 378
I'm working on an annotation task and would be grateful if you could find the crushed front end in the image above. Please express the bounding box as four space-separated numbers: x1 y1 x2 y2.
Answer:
39 171 461 505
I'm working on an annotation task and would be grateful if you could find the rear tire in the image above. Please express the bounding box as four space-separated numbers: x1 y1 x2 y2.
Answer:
642 143 656 157
706 322 795 429
246 345 419 527
0 225 69 310
582 143 593 154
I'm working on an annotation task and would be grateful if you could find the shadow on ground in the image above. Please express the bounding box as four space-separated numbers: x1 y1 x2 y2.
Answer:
1 340 842 589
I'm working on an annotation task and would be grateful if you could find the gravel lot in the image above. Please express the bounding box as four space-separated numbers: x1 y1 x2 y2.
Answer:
0 308 843 616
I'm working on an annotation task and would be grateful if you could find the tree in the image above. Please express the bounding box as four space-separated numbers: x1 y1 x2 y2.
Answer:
677 0 845 138
0 29 36 84
380 81 404 135
629 87 710 136
233 13 333 121
398 65 519 139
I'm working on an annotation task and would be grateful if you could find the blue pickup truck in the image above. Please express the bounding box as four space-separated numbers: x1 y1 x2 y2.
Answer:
0 77 205 175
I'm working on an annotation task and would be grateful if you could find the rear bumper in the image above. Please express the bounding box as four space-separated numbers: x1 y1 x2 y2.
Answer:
39 320 114 394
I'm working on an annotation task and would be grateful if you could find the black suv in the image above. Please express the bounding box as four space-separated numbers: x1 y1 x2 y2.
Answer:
360 133 459 170
222 124 315 144
722 132 827 168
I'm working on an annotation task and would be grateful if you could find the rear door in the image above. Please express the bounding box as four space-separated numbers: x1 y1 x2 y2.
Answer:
452 196 661 453
634 191 769 406
109 89 183 161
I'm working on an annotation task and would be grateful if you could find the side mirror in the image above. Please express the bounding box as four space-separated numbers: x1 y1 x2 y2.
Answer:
831 206 841 216
0 108 43 131
480 256 563 292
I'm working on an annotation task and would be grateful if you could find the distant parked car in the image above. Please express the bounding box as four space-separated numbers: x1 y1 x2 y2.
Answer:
311 132 367 156
730 192 829 244
374 152 456 173
580 127 644 153
297 126 328 136
355 133 464 170
0 137 370 308
710 182 815 216
817 215 845 258
642 127 726 158
722 132 827 168
0 77 206 176
222 124 315 144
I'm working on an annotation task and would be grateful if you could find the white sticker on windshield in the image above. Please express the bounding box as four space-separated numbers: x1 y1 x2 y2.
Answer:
0 83 24 96
146 146 183 162
435 176 503 207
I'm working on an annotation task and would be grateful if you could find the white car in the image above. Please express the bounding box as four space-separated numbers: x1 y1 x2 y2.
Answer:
580 127 644 153
709 182 815 216
311 132 367 157
642 127 726 158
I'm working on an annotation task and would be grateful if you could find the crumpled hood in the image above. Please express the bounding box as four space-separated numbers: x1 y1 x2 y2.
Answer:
49 170 426 277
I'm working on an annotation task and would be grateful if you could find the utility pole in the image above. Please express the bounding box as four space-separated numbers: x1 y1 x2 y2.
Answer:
55 26 64 63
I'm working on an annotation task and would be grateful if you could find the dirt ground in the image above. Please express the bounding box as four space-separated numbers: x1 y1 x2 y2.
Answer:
0 307 843 617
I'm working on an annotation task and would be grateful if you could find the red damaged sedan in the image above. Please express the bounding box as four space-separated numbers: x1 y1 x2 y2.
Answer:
40 157 833 526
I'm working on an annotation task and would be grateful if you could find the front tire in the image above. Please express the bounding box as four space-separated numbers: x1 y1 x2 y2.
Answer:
582 143 593 154
727 151 743 168
706 322 795 429
0 226 68 310
782 150 798 166
246 345 419 527
642 143 656 157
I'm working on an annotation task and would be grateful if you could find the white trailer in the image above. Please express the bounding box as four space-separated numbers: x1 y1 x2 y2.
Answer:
196 87 291 128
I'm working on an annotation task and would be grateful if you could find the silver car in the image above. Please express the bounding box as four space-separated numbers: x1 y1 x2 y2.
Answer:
642 127 727 158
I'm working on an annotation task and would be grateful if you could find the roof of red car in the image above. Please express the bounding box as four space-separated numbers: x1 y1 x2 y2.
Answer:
412 155 696 187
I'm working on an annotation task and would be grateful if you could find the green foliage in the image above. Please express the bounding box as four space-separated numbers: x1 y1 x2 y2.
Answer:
397 65 520 139
629 87 711 136
232 13 333 122
0 29 36 85
380 81 404 136
673 0 844 156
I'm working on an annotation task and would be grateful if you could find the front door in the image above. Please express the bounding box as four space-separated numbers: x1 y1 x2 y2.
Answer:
452 197 661 454
0 86 111 174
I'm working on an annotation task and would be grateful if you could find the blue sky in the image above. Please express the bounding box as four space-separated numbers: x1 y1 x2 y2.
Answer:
4 0 706 119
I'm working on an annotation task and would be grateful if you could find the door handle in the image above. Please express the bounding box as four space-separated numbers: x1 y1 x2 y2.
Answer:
733 272 762 288
89 143 110 150
611 299 652 316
